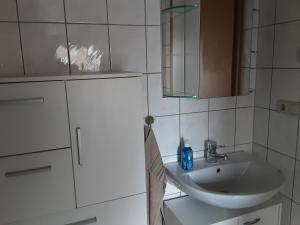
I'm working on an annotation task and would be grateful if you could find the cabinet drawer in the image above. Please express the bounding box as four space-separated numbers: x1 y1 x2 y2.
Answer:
238 205 281 225
0 149 76 224
9 194 147 225
0 81 70 156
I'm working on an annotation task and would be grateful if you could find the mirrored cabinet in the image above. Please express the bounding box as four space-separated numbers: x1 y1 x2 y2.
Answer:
161 0 254 99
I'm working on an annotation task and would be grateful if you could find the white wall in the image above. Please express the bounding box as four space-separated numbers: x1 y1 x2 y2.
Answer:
253 0 300 224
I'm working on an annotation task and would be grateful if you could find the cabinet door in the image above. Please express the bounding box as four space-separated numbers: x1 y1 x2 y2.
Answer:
9 194 147 225
66 77 146 207
238 205 281 225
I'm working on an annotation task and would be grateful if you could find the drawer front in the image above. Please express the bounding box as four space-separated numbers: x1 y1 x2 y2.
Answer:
238 205 281 225
0 149 76 224
9 194 147 225
0 81 70 156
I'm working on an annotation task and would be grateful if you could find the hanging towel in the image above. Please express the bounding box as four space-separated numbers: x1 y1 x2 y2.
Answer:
144 126 167 225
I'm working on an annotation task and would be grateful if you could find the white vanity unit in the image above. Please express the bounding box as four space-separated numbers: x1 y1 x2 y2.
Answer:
165 196 282 225
0 73 147 225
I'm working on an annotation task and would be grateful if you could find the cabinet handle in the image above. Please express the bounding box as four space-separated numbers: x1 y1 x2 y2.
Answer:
65 217 97 225
76 127 83 165
244 218 261 225
5 165 52 178
0 97 44 105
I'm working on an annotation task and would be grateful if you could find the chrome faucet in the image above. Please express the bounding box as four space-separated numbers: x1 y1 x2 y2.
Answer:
204 140 228 163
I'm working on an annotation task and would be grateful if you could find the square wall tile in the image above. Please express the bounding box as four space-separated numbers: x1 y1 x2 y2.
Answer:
209 109 235 146
241 29 252 67
267 150 295 198
109 25 146 73
268 111 298 157
67 24 110 73
146 0 160 25
277 194 292 225
65 0 107 23
252 143 268 161
236 108 254 145
180 112 208 151
253 107 269 146
256 26 274 68
146 26 161 73
235 143 253 154
243 0 254 29
291 203 300 225
258 0 276 26
165 182 180 196
107 0 145 25
0 0 17 21
20 23 69 75
180 98 208 114
148 74 179 116
142 74 148 117
0 23 23 76
274 21 300 68
271 69 300 110
152 115 180 157
209 97 236 111
298 130 300 160
293 161 300 204
255 69 272 108
276 0 300 23
17 0 65 22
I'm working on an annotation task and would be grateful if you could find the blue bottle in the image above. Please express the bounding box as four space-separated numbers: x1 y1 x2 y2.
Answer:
181 139 193 170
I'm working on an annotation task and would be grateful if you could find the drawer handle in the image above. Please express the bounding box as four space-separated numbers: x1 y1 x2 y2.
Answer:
0 97 45 105
5 165 52 178
76 127 83 165
65 217 97 225
244 218 261 225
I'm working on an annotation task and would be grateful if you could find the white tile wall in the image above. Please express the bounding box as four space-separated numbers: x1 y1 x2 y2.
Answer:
291 203 300 225
209 109 236 146
293 161 300 204
17 0 65 22
254 2 300 223
271 69 300 110
180 113 208 151
236 108 254 145
252 143 268 161
255 69 272 108
267 150 295 198
0 0 18 21
274 21 300 68
253 108 269 146
268 111 298 157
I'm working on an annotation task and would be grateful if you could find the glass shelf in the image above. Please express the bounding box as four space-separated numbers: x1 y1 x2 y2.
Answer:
161 4 200 15
163 89 198 99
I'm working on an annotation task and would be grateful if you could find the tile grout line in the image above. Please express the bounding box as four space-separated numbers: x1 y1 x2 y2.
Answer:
14 0 26 76
105 0 112 72
62 0 72 74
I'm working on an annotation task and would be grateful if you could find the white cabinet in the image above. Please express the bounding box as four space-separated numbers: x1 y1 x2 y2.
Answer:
238 205 281 225
66 77 146 207
164 196 282 225
9 193 147 225
0 149 75 224
0 81 70 156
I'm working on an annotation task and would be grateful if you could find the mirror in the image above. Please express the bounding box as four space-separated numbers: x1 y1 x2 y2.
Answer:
161 0 255 99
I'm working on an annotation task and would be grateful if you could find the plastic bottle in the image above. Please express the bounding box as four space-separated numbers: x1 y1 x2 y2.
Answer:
181 139 193 170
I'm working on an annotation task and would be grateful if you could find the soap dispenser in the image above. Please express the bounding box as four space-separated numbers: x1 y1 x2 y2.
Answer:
180 139 193 170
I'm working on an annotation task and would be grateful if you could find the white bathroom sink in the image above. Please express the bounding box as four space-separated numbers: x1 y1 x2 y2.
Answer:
165 152 285 209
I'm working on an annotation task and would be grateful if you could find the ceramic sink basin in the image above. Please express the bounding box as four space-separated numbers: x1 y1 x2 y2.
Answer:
165 152 285 209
